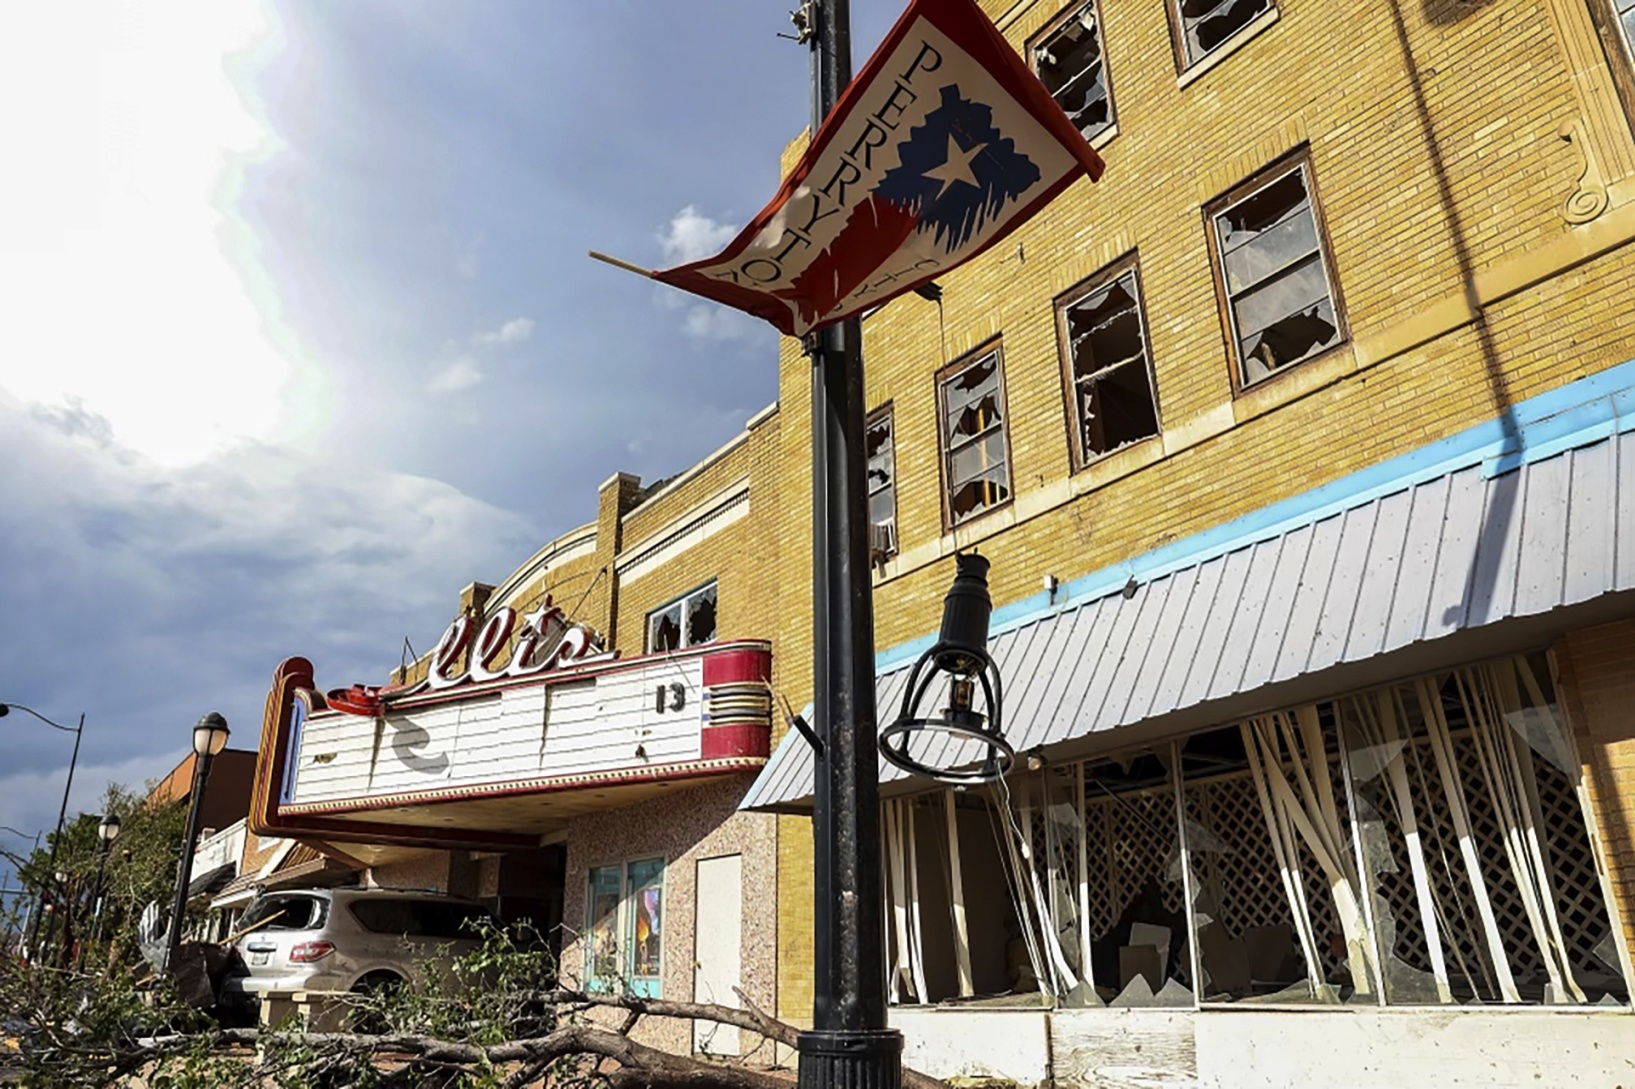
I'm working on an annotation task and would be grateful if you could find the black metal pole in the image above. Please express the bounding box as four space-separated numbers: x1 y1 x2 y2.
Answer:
165 751 213 971
799 3 900 1088
15 710 83 963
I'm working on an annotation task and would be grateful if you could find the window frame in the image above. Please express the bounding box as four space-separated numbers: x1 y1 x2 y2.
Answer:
644 581 718 654
1054 254 1163 470
1029 0 1118 146
866 403 899 560
584 856 666 998
1164 0 1277 72
1203 151 1348 394
936 340 1016 531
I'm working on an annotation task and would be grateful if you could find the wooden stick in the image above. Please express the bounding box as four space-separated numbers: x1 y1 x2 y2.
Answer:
588 250 658 278
221 909 285 946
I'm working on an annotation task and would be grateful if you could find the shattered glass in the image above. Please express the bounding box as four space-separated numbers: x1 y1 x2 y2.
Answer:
1214 166 1339 383
685 584 717 647
1064 270 1160 459
648 604 682 653
1178 0 1272 62
1035 2 1113 141
866 411 896 543
941 351 1010 524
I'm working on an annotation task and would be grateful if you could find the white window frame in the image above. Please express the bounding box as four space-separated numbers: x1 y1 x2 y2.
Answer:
645 581 718 653
1170 0 1275 69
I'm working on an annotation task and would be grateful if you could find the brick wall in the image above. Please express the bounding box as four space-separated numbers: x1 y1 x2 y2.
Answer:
1555 620 1635 958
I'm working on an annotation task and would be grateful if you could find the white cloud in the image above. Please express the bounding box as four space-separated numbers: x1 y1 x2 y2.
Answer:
475 317 535 346
0 753 180 850
654 207 769 344
0 406 537 841
0 1 294 468
658 205 738 264
429 356 483 393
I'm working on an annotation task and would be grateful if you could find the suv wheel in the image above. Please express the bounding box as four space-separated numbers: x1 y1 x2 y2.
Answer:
347 971 403 1035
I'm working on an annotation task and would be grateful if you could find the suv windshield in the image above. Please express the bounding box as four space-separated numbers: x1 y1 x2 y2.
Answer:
240 893 328 932
349 899 494 940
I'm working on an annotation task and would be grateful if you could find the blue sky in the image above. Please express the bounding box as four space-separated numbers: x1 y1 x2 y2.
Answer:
0 1 898 852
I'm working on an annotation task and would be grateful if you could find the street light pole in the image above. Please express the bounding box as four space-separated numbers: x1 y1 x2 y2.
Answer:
800 4 900 1089
0 703 86 963
166 712 230 972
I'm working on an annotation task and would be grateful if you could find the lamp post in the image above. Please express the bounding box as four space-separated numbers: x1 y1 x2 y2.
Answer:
91 813 121 947
798 4 899 1089
165 712 230 971
0 702 86 963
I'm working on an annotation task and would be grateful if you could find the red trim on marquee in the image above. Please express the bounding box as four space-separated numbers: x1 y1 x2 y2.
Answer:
702 644 772 687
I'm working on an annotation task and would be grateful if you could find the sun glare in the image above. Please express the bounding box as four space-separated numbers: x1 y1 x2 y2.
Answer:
0 2 292 467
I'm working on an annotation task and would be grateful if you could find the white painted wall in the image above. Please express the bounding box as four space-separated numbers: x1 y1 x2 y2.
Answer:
891 1008 1052 1087
1050 1007 1635 1089
289 658 706 805
1192 1009 1635 1089
692 853 743 1056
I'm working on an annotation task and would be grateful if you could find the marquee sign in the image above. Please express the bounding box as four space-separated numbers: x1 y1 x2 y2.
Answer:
249 637 774 852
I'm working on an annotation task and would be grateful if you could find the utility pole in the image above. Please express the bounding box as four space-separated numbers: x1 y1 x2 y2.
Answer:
799 3 901 1088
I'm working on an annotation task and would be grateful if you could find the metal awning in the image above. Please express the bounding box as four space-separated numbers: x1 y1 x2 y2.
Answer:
742 359 1635 812
187 862 236 900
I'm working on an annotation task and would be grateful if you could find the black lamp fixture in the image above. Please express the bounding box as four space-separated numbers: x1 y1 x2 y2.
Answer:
879 553 1014 783
98 813 122 845
192 712 231 758
166 712 229 970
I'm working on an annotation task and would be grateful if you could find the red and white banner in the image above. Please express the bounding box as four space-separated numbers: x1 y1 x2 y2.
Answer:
655 0 1105 337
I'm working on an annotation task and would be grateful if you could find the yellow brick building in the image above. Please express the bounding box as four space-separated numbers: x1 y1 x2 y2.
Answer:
742 0 1635 1082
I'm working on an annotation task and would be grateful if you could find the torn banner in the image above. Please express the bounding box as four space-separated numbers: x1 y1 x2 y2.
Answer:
654 0 1105 338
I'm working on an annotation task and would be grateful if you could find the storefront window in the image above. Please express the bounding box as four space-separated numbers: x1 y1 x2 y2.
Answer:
1337 655 1627 1005
627 858 664 989
1179 717 1377 1004
876 652 1627 1012
585 858 665 997
586 865 623 991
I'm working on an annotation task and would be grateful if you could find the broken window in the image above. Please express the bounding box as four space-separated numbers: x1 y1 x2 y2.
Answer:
1034 2 1114 143
1210 160 1342 386
878 653 1629 1012
1337 656 1627 1005
645 581 716 653
1077 752 1195 1006
866 407 898 561
939 348 1012 526
1059 265 1160 462
1174 0 1272 66
1180 717 1379 1004
1619 0 1635 61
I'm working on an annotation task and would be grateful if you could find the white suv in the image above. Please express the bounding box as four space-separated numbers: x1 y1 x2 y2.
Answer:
219 888 496 1015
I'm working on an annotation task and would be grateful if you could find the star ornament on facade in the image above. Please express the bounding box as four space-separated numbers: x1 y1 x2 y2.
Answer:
521 601 558 638
924 135 987 201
